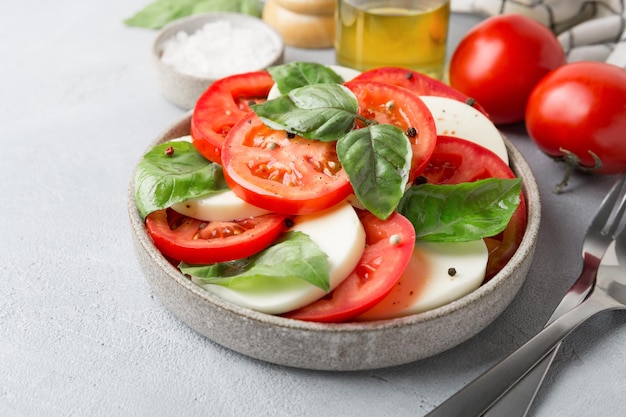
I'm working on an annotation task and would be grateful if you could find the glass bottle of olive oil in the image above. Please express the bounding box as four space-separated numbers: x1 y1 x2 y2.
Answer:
335 0 450 79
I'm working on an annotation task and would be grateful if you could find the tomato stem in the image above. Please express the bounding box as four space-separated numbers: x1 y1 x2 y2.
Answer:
554 148 602 194
554 160 574 194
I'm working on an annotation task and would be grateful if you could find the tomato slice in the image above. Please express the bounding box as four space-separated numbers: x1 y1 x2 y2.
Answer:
420 135 527 281
344 80 437 180
282 210 416 323
351 66 489 117
483 200 527 282
221 112 353 215
191 71 275 164
145 208 288 264
420 135 516 183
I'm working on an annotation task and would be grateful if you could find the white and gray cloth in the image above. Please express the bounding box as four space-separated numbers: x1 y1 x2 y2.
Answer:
451 0 626 68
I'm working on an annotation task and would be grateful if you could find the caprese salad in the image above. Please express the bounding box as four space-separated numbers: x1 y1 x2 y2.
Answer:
134 62 527 323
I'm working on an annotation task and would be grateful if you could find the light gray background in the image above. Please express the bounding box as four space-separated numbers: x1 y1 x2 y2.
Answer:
2 2 624 416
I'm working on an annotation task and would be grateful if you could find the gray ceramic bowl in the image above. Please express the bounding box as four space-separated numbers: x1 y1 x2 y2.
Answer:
152 13 284 110
128 114 541 371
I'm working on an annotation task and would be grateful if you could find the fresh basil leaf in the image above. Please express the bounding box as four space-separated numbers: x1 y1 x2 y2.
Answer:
337 125 412 220
124 0 197 29
267 62 344 95
134 141 228 219
124 0 263 29
251 84 359 142
398 178 522 242
192 0 263 17
181 231 331 291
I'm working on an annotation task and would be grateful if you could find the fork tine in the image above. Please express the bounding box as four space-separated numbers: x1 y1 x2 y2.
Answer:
606 192 626 239
590 173 626 237
613 217 626 266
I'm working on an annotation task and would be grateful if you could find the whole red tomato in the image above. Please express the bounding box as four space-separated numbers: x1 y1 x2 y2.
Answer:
525 61 626 190
449 14 566 124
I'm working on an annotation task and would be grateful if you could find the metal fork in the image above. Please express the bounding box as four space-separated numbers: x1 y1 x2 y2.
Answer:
426 173 626 417
483 173 626 417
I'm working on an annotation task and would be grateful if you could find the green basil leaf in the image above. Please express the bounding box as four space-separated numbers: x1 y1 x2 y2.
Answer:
192 0 263 17
124 0 263 29
398 178 522 242
181 231 331 291
251 84 358 142
268 62 344 95
134 141 228 219
123 0 197 29
337 125 412 220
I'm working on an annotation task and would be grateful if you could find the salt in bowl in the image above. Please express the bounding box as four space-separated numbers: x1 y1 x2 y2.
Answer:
152 13 284 110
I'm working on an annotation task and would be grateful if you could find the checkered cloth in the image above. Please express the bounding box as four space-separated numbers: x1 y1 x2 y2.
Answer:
451 0 626 67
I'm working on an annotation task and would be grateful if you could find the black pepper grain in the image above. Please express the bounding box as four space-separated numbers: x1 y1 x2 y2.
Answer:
406 127 418 138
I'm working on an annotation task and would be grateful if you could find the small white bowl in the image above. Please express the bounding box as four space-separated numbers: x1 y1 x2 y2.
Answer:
152 13 284 110
128 114 541 371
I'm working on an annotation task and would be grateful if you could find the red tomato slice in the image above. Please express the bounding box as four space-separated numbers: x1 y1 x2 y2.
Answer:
420 135 527 281
191 71 275 164
344 80 437 180
420 135 515 183
145 208 288 264
221 113 353 215
483 202 527 282
282 210 416 323
351 66 489 117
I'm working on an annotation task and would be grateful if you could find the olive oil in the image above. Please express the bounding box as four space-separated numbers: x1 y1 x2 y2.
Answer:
335 0 450 79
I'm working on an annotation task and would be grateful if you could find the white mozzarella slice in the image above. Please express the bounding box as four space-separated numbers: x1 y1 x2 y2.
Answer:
171 190 271 222
168 135 192 142
267 65 361 99
420 96 509 164
356 239 488 321
167 135 272 221
199 202 366 314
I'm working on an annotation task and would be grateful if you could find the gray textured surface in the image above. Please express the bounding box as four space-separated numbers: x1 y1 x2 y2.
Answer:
2 2 625 416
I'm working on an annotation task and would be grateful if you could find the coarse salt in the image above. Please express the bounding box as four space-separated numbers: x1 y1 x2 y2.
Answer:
160 20 279 79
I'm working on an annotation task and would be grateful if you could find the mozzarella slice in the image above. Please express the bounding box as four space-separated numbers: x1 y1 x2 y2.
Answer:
199 202 366 314
420 96 509 164
168 135 192 142
171 190 271 222
355 239 488 321
165 135 272 221
267 65 361 99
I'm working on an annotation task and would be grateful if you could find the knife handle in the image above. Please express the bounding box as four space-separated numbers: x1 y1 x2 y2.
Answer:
482 263 597 416
425 294 608 417
481 345 559 416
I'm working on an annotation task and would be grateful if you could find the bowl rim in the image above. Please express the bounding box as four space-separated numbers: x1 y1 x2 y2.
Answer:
128 111 541 334
152 12 285 82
